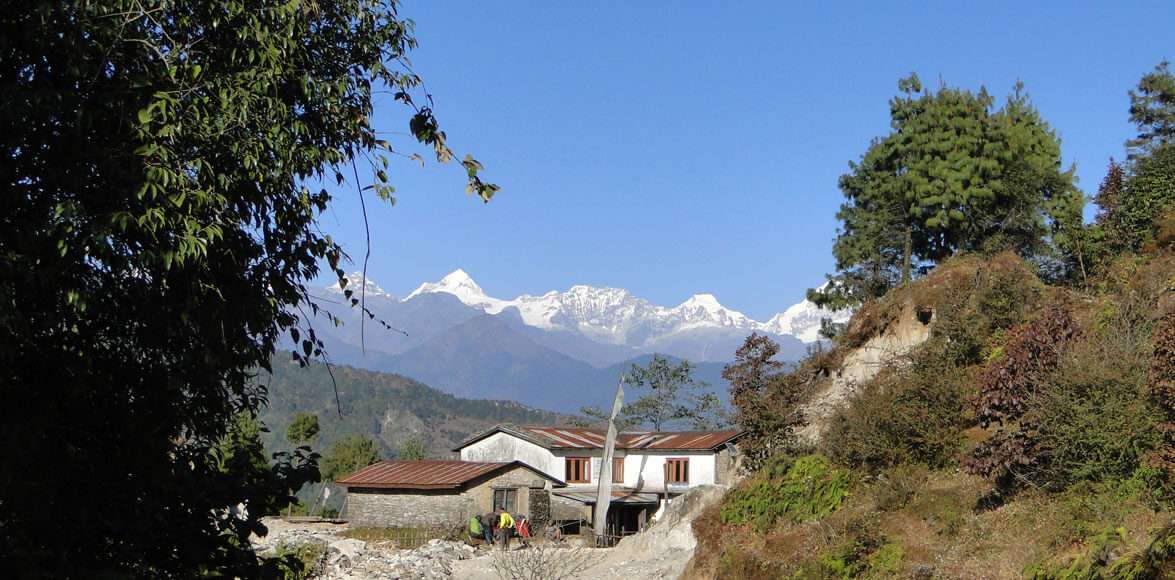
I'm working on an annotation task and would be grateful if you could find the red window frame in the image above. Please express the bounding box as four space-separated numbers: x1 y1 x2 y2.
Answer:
612 457 625 484
665 458 689 485
565 457 590 483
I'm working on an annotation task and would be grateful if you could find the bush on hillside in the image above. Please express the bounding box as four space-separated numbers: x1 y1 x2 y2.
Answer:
967 303 1080 485
1148 312 1175 481
1109 521 1175 579
1030 338 1161 491
824 352 968 473
720 455 851 533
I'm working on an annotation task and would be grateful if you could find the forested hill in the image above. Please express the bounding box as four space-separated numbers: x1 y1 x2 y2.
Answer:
257 360 571 459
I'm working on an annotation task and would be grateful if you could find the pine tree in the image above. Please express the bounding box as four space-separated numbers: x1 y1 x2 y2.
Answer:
1127 60 1175 159
816 75 1078 306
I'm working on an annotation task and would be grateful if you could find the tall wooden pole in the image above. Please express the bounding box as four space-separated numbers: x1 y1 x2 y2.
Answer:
593 374 625 545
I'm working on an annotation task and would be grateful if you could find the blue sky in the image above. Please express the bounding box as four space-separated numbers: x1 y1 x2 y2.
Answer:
319 1 1174 320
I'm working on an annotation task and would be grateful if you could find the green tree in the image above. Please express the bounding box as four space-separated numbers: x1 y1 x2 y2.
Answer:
1127 60 1175 158
1089 63 1175 258
286 412 321 445
0 1 492 576
217 413 272 473
814 75 1080 306
397 434 427 460
581 355 726 430
722 334 806 468
321 435 382 482
1118 145 1175 250
811 137 909 310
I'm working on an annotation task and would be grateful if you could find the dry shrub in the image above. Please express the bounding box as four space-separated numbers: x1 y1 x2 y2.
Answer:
1030 338 1161 491
823 352 968 473
490 543 591 580
870 464 930 512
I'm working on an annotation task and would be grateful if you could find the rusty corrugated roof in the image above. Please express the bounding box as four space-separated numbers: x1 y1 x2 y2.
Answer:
620 430 744 450
336 460 563 490
518 426 609 449
455 425 744 451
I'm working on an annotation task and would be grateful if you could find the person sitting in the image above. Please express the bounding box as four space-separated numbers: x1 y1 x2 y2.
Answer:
545 521 563 543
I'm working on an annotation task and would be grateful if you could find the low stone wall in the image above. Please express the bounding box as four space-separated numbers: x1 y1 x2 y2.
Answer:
346 488 473 528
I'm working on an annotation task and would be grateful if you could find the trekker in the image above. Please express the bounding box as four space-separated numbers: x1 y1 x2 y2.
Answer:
468 514 482 544
496 506 515 550
480 512 495 545
514 514 531 547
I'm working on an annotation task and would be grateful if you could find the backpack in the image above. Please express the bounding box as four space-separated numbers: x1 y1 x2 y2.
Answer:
469 516 482 535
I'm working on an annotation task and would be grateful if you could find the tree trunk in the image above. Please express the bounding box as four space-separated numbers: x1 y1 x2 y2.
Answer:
901 225 913 284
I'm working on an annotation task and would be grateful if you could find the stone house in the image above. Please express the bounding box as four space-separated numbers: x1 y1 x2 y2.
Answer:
337 459 565 529
454 425 744 536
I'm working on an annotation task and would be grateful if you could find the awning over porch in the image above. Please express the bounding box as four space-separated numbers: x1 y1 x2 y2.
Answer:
552 490 661 504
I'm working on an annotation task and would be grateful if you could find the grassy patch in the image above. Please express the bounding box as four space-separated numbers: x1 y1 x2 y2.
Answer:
721 455 851 533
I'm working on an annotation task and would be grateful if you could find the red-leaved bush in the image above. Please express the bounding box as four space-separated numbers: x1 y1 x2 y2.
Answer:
966 303 1079 480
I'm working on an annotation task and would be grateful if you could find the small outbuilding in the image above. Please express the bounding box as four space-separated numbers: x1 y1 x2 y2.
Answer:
337 459 566 529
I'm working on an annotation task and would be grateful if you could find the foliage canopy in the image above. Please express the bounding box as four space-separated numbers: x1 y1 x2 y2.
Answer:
814 75 1081 309
0 0 492 576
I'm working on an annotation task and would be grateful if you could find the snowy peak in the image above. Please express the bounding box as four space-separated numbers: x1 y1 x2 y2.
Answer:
673 293 754 329
764 297 851 343
679 293 723 311
406 268 497 307
329 271 393 299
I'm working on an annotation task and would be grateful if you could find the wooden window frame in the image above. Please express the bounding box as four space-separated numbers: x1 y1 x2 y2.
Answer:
565 456 591 483
665 458 689 485
492 487 518 513
612 457 625 484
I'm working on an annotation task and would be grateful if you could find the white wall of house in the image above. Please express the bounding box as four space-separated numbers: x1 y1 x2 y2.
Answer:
622 451 716 491
459 432 559 476
459 432 720 491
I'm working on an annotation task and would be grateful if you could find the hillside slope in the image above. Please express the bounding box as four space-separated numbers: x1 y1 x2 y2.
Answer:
686 247 1175 578
257 360 570 459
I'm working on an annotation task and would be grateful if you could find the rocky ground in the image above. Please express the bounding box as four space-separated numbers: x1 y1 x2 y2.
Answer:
252 485 726 580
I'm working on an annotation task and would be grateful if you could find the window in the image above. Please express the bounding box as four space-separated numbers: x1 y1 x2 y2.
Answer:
666 458 689 485
492 488 517 513
612 457 625 484
565 457 590 483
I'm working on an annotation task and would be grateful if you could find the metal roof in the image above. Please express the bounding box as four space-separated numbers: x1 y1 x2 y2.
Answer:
455 424 744 452
620 430 744 450
336 460 564 490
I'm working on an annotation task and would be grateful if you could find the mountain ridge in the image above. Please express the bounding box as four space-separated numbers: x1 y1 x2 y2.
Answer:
329 269 850 353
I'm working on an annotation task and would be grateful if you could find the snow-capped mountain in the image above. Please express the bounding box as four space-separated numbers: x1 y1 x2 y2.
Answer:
327 271 394 300
763 296 853 343
395 269 842 347
311 270 847 411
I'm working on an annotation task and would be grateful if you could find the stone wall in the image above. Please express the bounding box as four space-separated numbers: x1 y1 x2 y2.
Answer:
464 466 549 517
715 446 733 484
344 464 557 529
346 488 472 529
